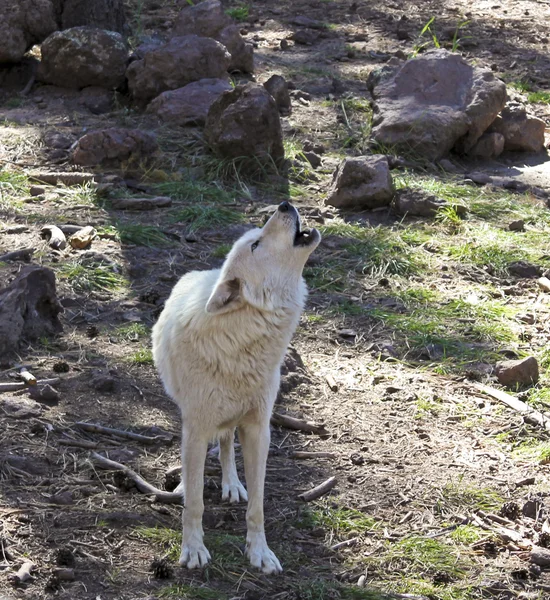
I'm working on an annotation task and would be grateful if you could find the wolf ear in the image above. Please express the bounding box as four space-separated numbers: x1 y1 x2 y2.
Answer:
205 277 243 314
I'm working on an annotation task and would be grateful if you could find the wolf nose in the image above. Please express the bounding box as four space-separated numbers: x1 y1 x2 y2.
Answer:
278 201 290 213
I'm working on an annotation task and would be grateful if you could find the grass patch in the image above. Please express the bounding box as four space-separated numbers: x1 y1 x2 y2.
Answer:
225 2 249 21
58 261 126 293
117 223 174 248
297 503 378 540
438 479 503 513
528 90 550 104
114 323 150 341
129 348 154 365
450 525 483 545
512 439 550 463
159 584 225 599
210 243 232 259
337 95 373 152
155 180 234 204
169 205 243 232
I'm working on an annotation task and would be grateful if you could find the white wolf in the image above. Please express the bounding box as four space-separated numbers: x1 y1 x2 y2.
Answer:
152 201 320 574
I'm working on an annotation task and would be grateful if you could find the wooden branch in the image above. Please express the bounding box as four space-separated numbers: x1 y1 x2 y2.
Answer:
111 196 172 210
298 476 337 502
291 451 336 459
9 560 34 584
75 422 171 445
271 412 328 435
473 383 550 432
0 247 34 262
41 225 67 250
90 452 182 504
29 172 95 186
59 439 102 449
0 378 60 392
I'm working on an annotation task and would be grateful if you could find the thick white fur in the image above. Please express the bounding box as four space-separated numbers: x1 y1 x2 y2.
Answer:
152 204 320 574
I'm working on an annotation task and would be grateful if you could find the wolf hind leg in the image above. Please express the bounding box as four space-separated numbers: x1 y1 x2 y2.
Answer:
219 428 248 503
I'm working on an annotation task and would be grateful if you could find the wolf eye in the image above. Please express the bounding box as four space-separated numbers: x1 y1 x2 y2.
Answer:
251 240 260 252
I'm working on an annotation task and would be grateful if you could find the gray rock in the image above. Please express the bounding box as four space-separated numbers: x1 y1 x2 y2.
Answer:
496 356 539 387
147 78 232 126
91 374 116 392
303 151 322 169
172 0 254 73
392 189 446 217
263 74 291 115
488 102 546 153
508 220 525 232
508 260 542 278
0 0 57 63
79 86 114 114
468 132 505 159
126 35 231 106
73 128 158 166
0 267 63 361
291 28 320 45
37 27 128 90
29 384 60 404
326 155 394 209
368 49 507 160
205 83 284 163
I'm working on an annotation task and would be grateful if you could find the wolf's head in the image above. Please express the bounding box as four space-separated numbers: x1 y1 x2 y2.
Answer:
206 202 321 314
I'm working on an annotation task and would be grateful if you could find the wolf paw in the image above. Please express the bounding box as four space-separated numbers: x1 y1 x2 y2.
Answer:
179 542 211 569
222 478 248 503
246 538 282 574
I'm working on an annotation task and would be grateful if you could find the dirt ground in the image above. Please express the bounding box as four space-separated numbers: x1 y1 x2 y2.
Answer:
2 0 550 599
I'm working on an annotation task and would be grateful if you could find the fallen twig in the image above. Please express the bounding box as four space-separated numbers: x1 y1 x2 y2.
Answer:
75 422 171 445
90 452 182 504
9 560 34 584
271 412 328 435
29 172 95 186
0 378 60 392
0 248 34 262
473 383 550 432
291 451 336 459
111 196 172 210
330 536 359 551
298 476 337 502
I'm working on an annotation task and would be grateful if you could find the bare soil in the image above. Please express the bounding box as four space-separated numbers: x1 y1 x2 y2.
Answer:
1 1 550 599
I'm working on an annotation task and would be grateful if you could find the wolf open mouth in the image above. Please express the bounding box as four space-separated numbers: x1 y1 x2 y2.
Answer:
293 217 316 247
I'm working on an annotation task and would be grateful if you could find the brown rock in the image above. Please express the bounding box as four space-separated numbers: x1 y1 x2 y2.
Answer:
0 267 63 361
368 49 507 160
172 0 254 73
392 189 447 217
326 155 394 209
291 28 320 45
205 83 284 164
73 128 158 166
68 226 97 249
508 260 542 278
147 78 232 126
0 0 57 63
467 132 505 158
489 102 546 153
37 27 128 90
126 35 231 106
264 74 291 115
495 356 539 387
508 219 525 232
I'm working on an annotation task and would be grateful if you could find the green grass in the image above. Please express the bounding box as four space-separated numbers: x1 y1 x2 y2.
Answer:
512 439 550 463
450 525 483 545
528 90 550 104
210 243 232 259
114 323 150 341
117 223 174 247
129 348 154 365
135 527 180 561
169 205 243 232
297 503 378 539
509 79 533 93
337 96 373 152
155 180 234 204
0 169 28 207
438 479 504 513
58 262 127 293
225 2 249 21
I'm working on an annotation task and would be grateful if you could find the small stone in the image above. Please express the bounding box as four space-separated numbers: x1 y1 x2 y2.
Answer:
291 28 320 45
28 384 60 404
523 498 543 519
30 185 46 196
467 132 505 158
280 38 290 50
508 260 541 279
90 374 116 392
303 151 322 169
50 491 74 505
508 219 525 232
350 453 365 465
263 74 291 115
495 356 539 387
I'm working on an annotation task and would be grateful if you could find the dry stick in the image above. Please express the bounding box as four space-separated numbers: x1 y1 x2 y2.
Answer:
18 368 37 386
0 247 35 262
0 378 60 392
298 476 337 502
75 422 170 445
291 451 336 460
271 412 328 435
10 560 34 584
90 452 182 504
59 439 102 450
29 172 95 186
473 383 550 432
111 196 172 210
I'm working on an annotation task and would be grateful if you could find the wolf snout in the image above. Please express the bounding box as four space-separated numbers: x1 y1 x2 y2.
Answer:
278 201 291 212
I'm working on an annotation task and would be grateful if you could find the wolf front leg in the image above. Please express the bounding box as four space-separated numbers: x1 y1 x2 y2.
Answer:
219 428 248 503
179 427 210 569
239 416 282 574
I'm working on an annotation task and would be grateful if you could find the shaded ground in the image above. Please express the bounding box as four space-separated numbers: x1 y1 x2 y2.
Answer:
1 1 550 599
